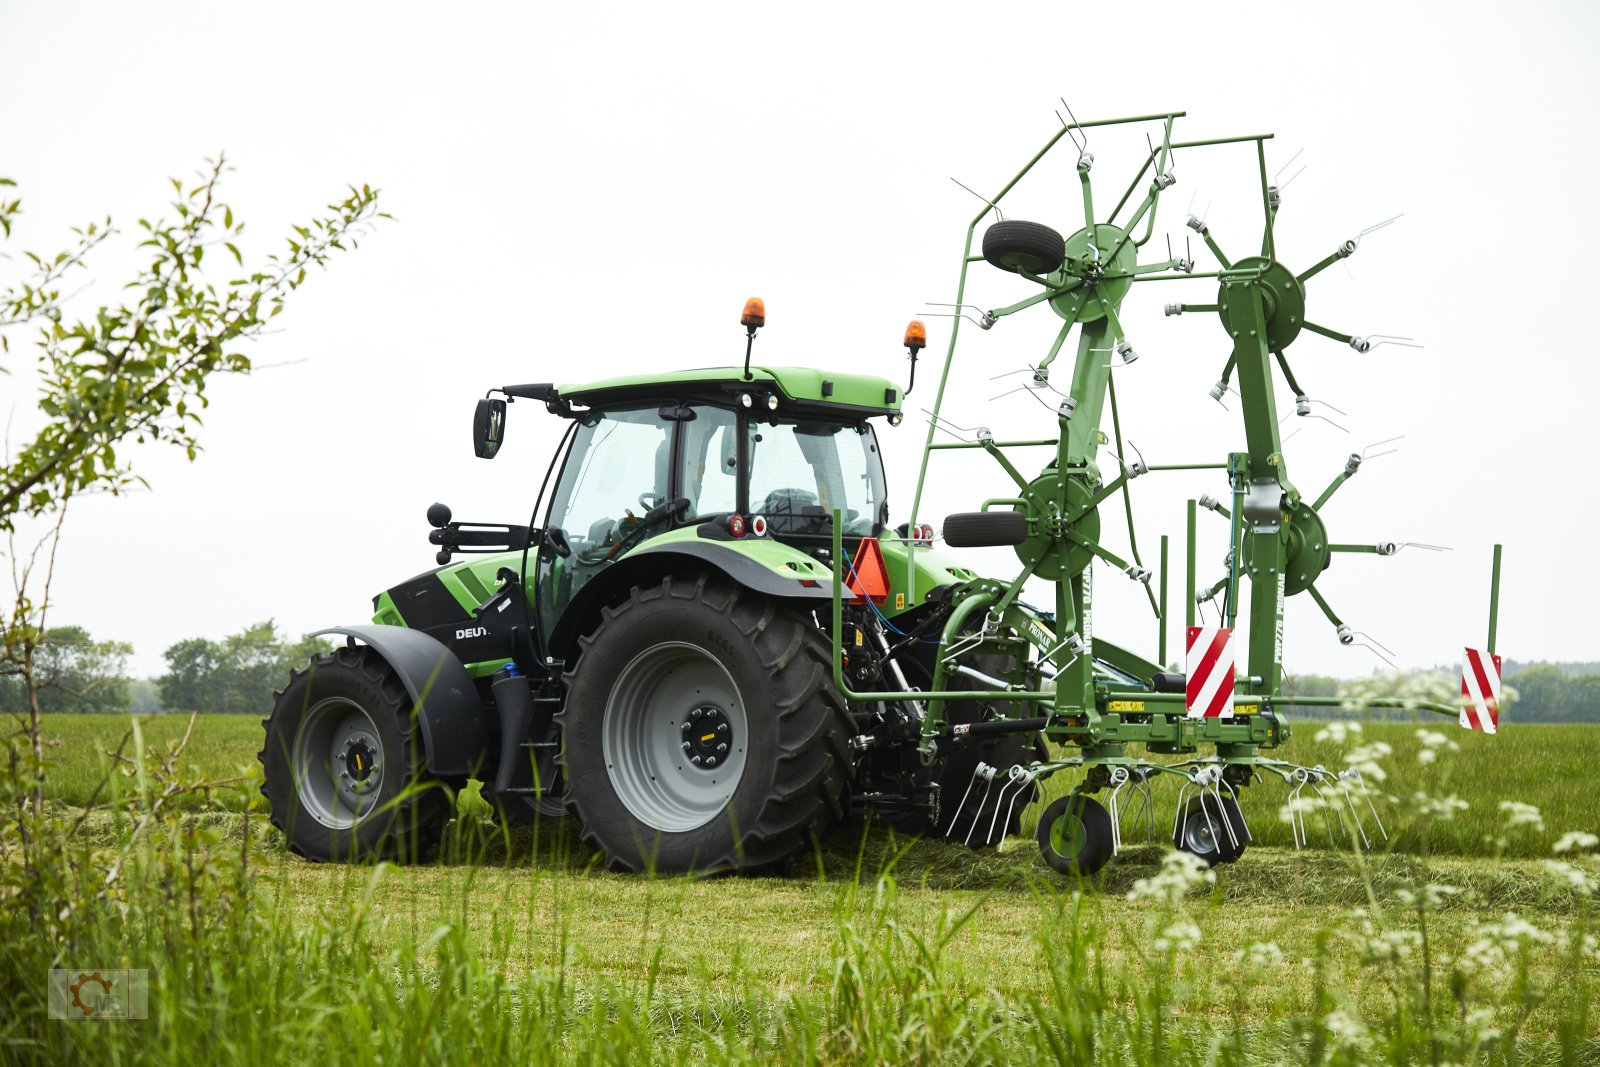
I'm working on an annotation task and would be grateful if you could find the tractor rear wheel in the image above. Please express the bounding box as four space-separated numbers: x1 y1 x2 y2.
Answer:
558 574 853 873
259 645 451 862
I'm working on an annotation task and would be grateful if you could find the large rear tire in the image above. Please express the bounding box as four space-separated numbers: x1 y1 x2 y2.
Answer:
558 574 852 873
259 645 450 862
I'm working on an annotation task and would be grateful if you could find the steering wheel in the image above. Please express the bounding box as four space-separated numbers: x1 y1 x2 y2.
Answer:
639 491 665 510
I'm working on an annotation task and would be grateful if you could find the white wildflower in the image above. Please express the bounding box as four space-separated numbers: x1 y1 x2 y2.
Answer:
1464 1007 1501 1043
1461 912 1557 975
1541 860 1598 895
1232 941 1284 967
1323 1009 1369 1049
1345 741 1393 782
1153 919 1202 954
1126 849 1215 905
1416 728 1458 751
1553 831 1599 855
1498 801 1545 833
1314 722 1362 744
1409 791 1470 819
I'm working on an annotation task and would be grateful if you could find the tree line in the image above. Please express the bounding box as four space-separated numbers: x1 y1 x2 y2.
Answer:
6 626 1599 722
0 621 330 715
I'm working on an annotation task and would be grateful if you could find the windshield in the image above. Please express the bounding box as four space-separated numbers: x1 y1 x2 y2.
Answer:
745 420 885 538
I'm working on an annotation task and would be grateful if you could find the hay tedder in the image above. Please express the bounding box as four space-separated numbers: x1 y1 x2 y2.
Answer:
261 105 1503 877
840 105 1506 875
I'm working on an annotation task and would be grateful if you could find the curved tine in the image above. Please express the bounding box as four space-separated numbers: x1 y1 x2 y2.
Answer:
1340 783 1371 850
996 777 1029 851
1289 773 1309 849
1173 779 1194 841
964 775 996 848
1200 791 1220 850
1308 780 1339 846
946 766 982 838
1361 785 1389 841
1210 783 1239 849
986 777 1019 846
1218 775 1252 842
1138 777 1156 843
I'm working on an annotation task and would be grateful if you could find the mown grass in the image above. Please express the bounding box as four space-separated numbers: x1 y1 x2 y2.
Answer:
36 714 1600 858
8 713 1599 1064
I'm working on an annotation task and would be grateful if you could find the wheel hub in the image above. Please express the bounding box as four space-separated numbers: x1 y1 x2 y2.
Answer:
1184 812 1218 855
343 738 378 784
680 705 733 770
1215 256 1305 351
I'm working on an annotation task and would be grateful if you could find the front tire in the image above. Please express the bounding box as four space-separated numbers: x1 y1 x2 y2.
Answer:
558 575 852 873
1037 793 1114 877
259 645 450 862
1174 794 1247 866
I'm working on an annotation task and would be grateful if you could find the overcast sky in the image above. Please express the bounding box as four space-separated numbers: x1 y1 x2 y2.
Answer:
3 1 1596 681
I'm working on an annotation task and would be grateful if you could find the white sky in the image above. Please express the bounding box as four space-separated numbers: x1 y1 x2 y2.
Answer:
3 1 1596 681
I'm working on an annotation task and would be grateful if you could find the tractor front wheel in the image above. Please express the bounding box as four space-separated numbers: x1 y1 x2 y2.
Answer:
259 645 450 862
559 575 852 874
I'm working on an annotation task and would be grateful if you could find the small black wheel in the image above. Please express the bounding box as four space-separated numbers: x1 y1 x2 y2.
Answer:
1174 794 1247 866
1037 793 1114 877
259 645 451 862
942 511 1028 548
558 574 852 874
982 220 1066 276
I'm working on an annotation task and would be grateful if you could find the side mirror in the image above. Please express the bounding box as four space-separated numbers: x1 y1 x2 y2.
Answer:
473 398 506 459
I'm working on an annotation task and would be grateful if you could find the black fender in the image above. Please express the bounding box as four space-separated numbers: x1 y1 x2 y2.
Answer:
546 543 837 662
313 624 495 778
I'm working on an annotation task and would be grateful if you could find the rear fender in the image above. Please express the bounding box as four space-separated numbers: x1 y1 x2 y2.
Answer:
545 541 835 663
312 624 495 778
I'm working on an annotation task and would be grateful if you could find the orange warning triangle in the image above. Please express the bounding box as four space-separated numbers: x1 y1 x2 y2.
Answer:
846 537 890 606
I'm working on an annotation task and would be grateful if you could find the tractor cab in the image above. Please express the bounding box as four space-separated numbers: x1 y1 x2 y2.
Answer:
531 366 897 633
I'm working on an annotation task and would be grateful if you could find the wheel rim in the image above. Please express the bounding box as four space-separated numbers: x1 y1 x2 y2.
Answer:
1049 809 1087 860
1183 810 1220 855
602 641 749 833
293 697 386 830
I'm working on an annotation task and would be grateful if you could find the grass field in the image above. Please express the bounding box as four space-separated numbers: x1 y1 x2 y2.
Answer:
8 713 1599 1064
36 713 1600 858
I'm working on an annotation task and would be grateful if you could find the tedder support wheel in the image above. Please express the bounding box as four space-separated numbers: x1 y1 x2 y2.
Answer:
1037 793 1114 877
558 574 853 874
259 645 450 862
1174 794 1247 867
982 220 1066 276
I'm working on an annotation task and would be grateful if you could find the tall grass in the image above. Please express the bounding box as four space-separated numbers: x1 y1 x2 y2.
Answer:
3 715 1598 1064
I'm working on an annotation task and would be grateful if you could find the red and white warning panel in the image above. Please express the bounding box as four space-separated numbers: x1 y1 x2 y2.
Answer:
1459 647 1502 734
1185 626 1236 719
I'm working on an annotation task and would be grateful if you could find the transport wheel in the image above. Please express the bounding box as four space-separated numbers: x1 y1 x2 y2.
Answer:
260 645 450 862
1037 793 1114 877
982 219 1066 276
1173 794 1247 866
558 574 853 873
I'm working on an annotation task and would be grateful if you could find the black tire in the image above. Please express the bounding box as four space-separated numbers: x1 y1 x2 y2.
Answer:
943 511 1028 548
1037 793 1114 877
1173 793 1247 866
982 220 1066 276
558 574 853 874
259 645 451 862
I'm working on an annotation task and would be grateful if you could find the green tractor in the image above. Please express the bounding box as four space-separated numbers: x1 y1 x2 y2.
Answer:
259 317 1040 872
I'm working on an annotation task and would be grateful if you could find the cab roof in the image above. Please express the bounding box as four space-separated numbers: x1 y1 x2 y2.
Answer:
556 365 903 420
